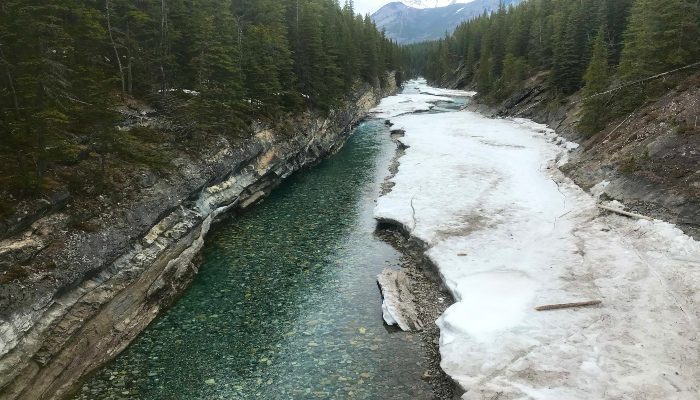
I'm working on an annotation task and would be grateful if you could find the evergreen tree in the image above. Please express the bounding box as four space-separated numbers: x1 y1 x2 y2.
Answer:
551 2 587 94
188 0 245 133
401 0 696 128
476 22 494 94
579 26 610 135
617 0 700 110
293 0 327 106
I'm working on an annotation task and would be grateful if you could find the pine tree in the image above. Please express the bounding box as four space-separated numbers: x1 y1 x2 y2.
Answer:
579 27 610 135
617 0 700 110
188 0 245 133
476 32 493 94
319 2 345 103
8 1 78 188
501 54 527 96
551 2 587 94
294 0 327 105
527 0 555 69
600 0 633 64
360 15 381 86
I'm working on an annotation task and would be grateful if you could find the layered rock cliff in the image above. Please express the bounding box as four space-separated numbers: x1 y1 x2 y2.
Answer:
0 78 397 400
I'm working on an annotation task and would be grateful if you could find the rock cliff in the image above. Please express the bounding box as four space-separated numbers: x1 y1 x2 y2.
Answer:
0 78 397 400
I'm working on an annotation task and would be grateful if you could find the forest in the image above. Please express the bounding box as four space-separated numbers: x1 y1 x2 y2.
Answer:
404 0 700 134
0 0 401 205
3 0 699 217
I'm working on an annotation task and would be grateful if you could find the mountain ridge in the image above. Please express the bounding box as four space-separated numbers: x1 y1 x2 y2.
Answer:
399 0 475 9
372 0 522 44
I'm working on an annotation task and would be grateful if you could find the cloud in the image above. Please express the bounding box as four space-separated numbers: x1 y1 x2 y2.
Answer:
353 0 392 15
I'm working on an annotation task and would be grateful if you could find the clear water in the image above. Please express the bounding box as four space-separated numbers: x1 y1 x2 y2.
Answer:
74 120 433 399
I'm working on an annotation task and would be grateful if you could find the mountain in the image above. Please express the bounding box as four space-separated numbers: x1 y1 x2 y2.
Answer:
372 0 522 44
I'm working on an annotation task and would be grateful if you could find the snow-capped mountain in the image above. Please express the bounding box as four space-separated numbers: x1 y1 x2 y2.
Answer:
372 0 522 44
400 0 474 9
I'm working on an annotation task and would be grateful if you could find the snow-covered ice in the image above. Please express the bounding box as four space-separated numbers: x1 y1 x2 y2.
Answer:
419 86 477 98
373 80 700 399
370 94 455 119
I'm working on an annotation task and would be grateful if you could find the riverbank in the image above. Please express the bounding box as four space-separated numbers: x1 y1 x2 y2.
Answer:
372 79 700 399
0 77 398 399
464 72 700 240
371 83 470 399
375 228 457 399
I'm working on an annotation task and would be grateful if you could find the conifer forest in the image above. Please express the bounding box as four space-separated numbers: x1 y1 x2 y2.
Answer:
403 0 700 134
0 0 401 204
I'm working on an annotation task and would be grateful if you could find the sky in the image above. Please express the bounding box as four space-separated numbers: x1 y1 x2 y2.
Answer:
353 0 475 16
354 0 393 15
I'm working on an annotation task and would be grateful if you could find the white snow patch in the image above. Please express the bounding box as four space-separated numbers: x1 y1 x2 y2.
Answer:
590 180 610 199
372 80 700 399
159 88 200 96
381 301 398 325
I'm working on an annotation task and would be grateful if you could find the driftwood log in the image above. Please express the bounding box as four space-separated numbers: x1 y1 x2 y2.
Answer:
535 300 602 311
597 204 653 221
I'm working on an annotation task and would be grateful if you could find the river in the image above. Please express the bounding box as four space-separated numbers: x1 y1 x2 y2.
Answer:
74 117 437 399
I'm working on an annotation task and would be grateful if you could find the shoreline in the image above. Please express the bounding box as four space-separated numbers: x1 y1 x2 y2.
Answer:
375 227 460 400
374 125 461 400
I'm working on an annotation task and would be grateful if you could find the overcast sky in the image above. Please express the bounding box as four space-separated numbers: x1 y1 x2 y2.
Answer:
354 0 393 15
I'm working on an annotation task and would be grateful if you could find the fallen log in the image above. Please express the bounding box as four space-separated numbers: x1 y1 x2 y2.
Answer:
597 204 653 221
535 300 602 311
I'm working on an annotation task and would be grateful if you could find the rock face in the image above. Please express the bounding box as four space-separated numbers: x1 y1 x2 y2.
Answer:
0 78 397 400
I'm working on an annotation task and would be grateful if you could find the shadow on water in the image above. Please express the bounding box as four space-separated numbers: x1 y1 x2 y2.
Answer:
74 120 433 399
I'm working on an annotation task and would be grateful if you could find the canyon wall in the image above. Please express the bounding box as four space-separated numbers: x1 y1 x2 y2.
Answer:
0 78 397 400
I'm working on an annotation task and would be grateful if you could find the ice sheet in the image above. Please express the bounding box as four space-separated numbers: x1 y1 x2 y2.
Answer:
373 80 700 399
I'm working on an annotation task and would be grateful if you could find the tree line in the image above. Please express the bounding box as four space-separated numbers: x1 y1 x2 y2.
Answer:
404 0 699 134
0 0 401 197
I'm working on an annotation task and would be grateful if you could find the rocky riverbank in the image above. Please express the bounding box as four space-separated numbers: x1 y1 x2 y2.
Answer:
372 85 467 400
375 228 458 400
0 77 397 400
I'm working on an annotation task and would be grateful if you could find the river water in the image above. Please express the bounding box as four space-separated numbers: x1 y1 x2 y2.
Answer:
74 119 435 399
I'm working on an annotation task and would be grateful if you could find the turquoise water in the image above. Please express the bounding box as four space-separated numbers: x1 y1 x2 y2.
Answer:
74 120 433 399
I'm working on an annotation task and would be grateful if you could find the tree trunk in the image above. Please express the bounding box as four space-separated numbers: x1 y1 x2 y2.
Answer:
105 0 126 94
597 204 653 221
126 19 133 94
0 45 19 110
159 0 168 95
4 67 17 109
